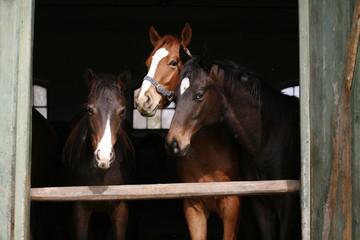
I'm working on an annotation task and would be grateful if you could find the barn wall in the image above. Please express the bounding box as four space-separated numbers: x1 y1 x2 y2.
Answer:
306 0 359 239
0 0 34 239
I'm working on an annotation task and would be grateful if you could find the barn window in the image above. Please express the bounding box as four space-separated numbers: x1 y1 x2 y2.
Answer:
132 88 175 129
32 82 48 119
281 86 299 98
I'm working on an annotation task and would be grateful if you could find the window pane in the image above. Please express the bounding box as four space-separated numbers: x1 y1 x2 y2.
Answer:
147 111 161 129
161 109 174 129
35 107 47 119
33 85 47 106
133 110 147 129
167 101 176 108
281 86 299 98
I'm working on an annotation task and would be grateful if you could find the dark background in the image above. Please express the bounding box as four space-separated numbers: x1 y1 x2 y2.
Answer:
33 0 299 239
33 0 299 122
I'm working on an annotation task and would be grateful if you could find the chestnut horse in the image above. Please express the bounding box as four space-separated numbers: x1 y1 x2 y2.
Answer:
62 69 135 240
165 53 301 240
135 24 242 240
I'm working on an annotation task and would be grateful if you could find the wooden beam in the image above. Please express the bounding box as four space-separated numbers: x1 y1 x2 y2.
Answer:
0 0 34 239
298 1 311 239
31 180 300 201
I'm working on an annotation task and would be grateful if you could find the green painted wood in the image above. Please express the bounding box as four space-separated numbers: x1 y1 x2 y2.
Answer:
352 22 360 240
306 0 359 239
0 0 34 239
298 1 311 239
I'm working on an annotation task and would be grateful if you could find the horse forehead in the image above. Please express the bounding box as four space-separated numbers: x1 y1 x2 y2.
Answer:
93 91 123 107
149 43 179 62
180 77 190 95
152 47 169 60
167 43 180 54
146 47 169 78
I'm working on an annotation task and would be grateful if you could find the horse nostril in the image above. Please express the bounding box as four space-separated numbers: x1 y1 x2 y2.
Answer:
110 150 114 159
144 95 152 108
172 141 179 154
96 149 100 160
165 139 179 156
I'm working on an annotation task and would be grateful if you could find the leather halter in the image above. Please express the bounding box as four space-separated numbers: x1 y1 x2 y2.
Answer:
143 75 174 102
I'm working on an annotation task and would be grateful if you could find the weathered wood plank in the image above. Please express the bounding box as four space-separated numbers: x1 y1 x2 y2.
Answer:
351 1 360 239
31 180 300 201
0 1 34 239
308 0 359 239
299 1 311 239
352 45 360 240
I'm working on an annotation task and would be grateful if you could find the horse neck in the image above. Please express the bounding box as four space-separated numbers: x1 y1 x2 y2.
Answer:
222 80 299 156
220 81 263 156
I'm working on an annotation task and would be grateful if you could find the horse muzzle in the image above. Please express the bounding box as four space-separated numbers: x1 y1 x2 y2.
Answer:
135 94 158 117
94 149 115 170
165 138 190 157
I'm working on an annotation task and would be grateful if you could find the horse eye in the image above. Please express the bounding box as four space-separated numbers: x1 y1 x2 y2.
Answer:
119 108 125 116
195 92 205 101
168 60 178 67
87 107 94 115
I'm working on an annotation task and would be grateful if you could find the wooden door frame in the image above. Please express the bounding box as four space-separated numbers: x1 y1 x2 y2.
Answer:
0 0 34 239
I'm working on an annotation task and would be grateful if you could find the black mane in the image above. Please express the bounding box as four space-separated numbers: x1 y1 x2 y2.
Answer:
180 56 259 98
180 55 299 122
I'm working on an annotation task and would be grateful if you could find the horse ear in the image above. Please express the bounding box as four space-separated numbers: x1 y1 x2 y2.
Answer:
179 45 192 65
180 23 192 46
84 68 97 88
149 26 161 47
200 46 213 72
116 70 131 91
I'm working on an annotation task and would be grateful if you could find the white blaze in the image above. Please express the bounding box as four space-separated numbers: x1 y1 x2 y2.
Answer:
180 77 190 95
138 48 169 98
95 116 113 162
147 48 169 78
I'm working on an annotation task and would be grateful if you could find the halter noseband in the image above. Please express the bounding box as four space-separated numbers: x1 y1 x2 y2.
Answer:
143 75 174 102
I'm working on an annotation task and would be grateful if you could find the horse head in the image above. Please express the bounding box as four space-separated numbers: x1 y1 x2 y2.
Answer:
165 54 224 156
135 23 192 116
85 68 129 169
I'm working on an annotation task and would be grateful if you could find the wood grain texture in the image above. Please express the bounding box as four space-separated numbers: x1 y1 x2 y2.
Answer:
31 180 300 201
0 0 33 240
308 0 360 239
299 1 311 239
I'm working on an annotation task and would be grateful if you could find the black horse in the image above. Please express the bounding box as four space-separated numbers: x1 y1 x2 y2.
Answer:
62 69 135 240
166 50 301 240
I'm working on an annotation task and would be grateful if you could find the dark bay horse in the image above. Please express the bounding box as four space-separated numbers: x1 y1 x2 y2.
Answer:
62 69 135 240
165 53 301 240
135 24 242 240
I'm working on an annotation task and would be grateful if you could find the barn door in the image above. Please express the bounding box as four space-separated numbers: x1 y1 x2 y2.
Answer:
0 0 34 239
